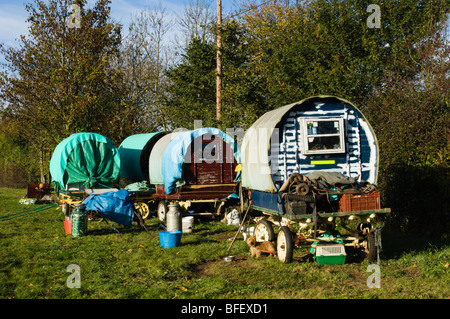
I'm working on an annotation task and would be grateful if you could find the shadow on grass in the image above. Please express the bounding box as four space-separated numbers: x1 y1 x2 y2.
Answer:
379 230 450 260
85 218 159 237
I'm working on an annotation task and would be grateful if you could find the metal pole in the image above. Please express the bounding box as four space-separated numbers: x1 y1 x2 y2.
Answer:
226 201 252 254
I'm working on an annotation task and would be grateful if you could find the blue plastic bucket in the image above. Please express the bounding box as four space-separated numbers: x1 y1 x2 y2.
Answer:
159 230 182 248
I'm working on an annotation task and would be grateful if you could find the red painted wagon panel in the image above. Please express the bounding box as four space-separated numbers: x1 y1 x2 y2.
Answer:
154 135 238 200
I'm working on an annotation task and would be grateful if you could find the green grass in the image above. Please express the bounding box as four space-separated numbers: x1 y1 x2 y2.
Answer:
0 188 449 299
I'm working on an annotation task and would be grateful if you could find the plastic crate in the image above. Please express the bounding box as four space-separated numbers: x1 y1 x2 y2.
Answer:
339 191 381 212
315 244 346 265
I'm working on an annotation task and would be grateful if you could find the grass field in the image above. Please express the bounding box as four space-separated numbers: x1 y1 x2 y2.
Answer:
0 187 449 300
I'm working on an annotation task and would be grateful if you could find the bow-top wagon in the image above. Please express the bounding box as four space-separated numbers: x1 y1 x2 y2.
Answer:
240 96 390 263
49 132 121 217
149 127 241 221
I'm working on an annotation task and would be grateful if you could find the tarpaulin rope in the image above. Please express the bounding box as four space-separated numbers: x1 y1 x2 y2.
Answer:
0 203 58 221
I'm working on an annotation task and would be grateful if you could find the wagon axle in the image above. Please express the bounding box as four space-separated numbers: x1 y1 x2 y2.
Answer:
252 210 386 264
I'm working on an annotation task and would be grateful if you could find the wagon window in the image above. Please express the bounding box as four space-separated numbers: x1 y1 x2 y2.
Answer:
302 118 345 155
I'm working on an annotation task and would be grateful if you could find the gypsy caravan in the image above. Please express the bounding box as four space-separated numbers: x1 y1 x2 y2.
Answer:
240 96 390 263
49 132 121 215
149 128 241 221
118 132 166 218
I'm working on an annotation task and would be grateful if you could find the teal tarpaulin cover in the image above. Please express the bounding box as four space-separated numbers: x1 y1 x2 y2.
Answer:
161 128 241 194
118 132 165 181
49 132 121 194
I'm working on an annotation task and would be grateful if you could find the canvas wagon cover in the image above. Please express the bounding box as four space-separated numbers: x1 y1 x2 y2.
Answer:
49 132 121 194
118 132 165 181
148 132 183 185
241 95 379 192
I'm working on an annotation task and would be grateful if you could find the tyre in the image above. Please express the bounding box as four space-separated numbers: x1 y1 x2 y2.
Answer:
277 226 294 263
367 230 378 262
157 201 168 222
295 183 310 195
254 219 275 242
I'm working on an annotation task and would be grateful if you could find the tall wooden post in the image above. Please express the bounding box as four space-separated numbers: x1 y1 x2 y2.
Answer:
216 0 222 123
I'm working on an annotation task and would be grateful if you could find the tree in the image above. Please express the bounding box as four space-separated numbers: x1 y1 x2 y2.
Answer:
219 19 267 130
165 18 266 131
0 118 39 187
165 37 217 129
176 0 216 47
0 0 132 182
120 5 175 132
365 26 450 235
235 0 450 109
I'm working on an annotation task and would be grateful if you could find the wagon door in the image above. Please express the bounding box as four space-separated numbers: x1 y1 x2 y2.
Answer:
183 135 237 186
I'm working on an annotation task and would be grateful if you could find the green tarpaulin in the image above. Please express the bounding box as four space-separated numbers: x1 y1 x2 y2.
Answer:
49 132 121 194
118 132 166 182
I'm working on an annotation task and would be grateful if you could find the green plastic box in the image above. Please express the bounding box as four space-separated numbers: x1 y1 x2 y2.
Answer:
315 244 346 265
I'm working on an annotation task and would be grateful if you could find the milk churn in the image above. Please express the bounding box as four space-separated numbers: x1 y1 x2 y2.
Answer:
166 203 182 232
71 203 88 237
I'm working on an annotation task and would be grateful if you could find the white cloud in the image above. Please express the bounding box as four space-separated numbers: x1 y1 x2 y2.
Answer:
109 0 143 26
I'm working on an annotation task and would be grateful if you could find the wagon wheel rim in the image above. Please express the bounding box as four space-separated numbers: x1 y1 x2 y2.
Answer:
134 202 143 218
254 220 274 242
256 226 268 242
277 232 287 261
277 226 293 263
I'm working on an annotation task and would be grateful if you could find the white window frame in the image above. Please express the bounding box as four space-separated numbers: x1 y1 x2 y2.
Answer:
301 118 345 155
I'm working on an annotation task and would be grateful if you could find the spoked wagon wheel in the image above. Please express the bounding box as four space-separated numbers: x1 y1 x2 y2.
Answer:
254 219 275 242
134 201 151 219
359 223 378 262
157 201 168 222
139 202 151 219
277 226 294 264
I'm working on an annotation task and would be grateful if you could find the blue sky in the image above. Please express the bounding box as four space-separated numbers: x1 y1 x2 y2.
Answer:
0 1 448 53
0 0 237 49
